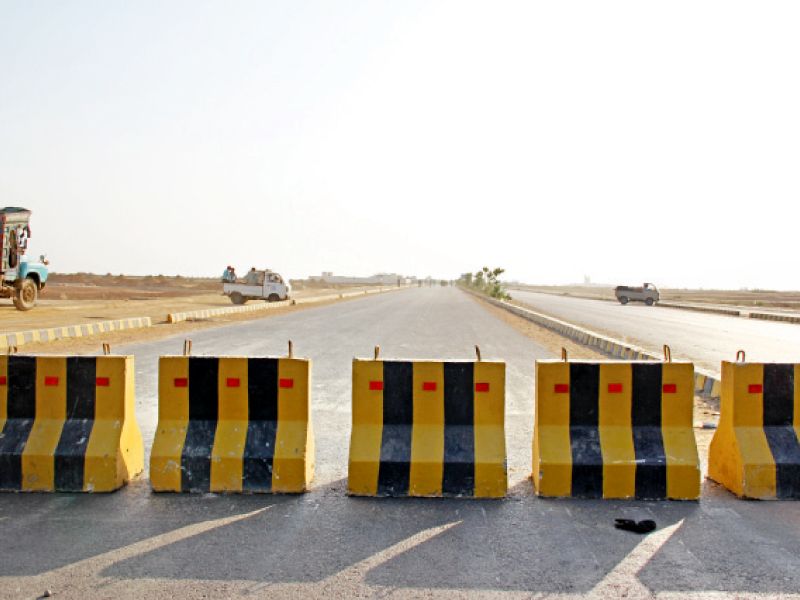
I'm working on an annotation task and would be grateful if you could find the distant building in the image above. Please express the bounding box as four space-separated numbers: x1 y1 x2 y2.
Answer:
308 272 414 285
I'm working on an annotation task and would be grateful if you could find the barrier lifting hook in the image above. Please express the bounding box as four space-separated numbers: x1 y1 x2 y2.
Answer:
562 347 568 362
184 339 192 357
737 350 746 363
374 346 380 361
475 345 482 362
103 343 111 356
288 340 294 359
663 345 672 363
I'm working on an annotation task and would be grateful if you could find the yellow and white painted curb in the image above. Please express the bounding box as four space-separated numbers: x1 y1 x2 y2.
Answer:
1 317 153 350
167 300 293 324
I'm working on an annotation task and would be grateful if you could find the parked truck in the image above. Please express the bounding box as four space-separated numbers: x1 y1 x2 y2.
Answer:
1 207 49 311
614 283 659 306
222 268 291 305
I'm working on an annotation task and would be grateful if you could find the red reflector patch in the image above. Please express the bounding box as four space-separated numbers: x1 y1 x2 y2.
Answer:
0 376 6 385
554 384 569 394
96 377 110 387
422 382 437 391
279 379 294 388
749 384 763 394
45 377 59 386
174 378 188 387
662 384 677 393
227 378 240 387
369 381 383 391
475 382 490 392
608 383 623 393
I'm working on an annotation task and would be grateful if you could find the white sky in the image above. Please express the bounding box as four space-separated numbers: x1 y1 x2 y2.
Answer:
1 1 799 290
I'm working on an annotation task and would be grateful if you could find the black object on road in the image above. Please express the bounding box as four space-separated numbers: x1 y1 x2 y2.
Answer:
615 519 657 534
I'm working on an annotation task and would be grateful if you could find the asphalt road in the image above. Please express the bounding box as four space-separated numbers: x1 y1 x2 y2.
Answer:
510 290 800 374
2 287 800 599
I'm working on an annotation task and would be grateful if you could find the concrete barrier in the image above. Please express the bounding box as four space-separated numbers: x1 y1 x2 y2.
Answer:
150 356 314 493
533 360 700 500
0 355 143 492
349 358 506 497
709 362 800 499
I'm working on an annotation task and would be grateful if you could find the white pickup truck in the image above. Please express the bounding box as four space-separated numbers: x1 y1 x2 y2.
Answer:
223 270 291 305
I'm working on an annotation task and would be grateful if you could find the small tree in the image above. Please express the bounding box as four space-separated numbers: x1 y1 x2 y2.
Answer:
487 268 510 299
468 266 510 299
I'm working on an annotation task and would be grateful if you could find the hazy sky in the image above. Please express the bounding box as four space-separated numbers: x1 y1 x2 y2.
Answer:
2 1 798 289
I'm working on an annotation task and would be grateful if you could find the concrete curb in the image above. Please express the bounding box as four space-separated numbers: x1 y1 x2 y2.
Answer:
1 317 153 349
167 299 293 324
659 302 742 317
464 289 722 399
748 311 800 324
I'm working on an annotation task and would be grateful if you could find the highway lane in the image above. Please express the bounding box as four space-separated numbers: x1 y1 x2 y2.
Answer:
511 289 800 374
127 285 550 488
2 287 800 599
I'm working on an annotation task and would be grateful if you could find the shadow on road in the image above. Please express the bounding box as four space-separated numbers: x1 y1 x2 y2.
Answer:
3 474 800 596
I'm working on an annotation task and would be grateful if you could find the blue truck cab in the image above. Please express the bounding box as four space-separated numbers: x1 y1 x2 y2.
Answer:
1 207 49 311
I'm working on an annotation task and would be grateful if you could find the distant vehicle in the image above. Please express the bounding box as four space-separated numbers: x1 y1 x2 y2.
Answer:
1 207 49 311
223 269 291 304
615 283 659 306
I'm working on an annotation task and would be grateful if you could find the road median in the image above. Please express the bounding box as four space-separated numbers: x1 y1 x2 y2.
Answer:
462 287 722 399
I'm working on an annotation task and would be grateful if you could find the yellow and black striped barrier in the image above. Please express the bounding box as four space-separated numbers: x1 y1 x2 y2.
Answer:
0 355 143 492
748 312 800 325
348 358 506 497
709 362 800 499
533 360 700 500
150 356 314 493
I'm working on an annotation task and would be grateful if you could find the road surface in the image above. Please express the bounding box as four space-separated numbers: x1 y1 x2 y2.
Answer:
511 289 800 374
2 287 800 599
0 285 394 335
